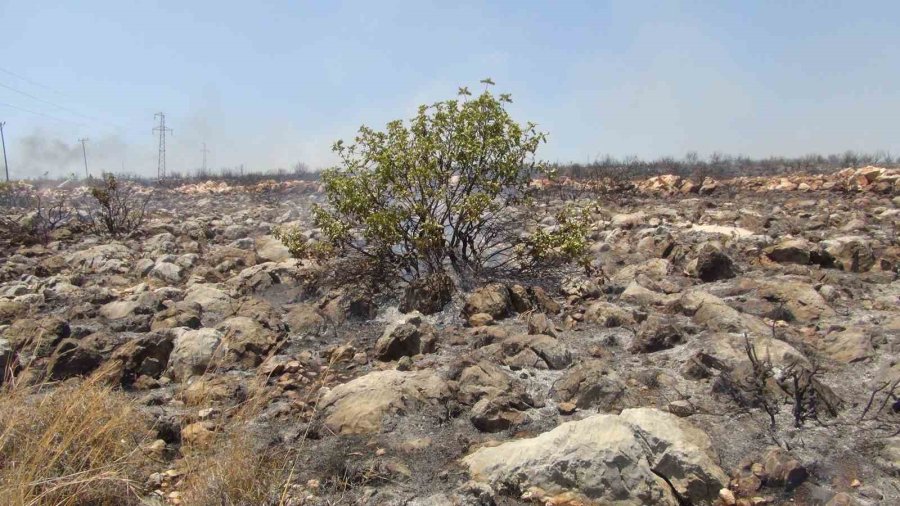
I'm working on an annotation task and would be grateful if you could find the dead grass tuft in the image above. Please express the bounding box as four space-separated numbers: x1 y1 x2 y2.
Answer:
0 376 155 506
178 422 291 506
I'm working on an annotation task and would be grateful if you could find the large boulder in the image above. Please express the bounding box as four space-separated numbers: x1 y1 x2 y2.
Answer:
400 273 454 315
470 393 531 433
150 303 202 331
184 284 236 325
584 301 636 328
462 408 727 505
618 408 730 501
456 360 534 433
630 315 684 353
680 290 770 337
206 245 257 273
621 281 677 308
612 259 671 285
691 245 736 282
100 291 162 320
66 243 132 273
216 316 280 367
255 235 292 262
149 261 184 284
227 259 318 297
3 316 71 358
499 334 572 370
611 211 646 229
765 238 815 265
819 329 873 363
46 338 103 380
374 314 437 361
750 278 835 323
99 292 162 332
457 360 528 405
167 328 223 382
319 370 450 435
463 284 512 319
552 360 626 411
110 332 174 386
820 236 876 272
283 303 326 338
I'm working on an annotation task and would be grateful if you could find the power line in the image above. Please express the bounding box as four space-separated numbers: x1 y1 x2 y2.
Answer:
0 69 126 130
0 80 99 123
0 67 70 99
0 100 87 125
202 142 209 172
153 113 173 179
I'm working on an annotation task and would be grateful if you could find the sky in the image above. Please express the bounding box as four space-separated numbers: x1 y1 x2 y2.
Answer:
1 0 898 178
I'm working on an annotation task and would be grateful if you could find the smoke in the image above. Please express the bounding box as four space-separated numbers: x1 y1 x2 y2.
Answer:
18 133 82 178
14 130 137 179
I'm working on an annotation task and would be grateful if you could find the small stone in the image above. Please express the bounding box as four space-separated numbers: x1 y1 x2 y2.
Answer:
468 312 494 327
557 402 577 415
198 408 220 420
667 400 694 417
719 488 736 505
396 356 413 371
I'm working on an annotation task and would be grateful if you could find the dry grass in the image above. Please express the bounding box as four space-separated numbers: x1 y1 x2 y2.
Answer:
0 375 155 506
176 375 293 506
175 348 344 506
178 422 291 506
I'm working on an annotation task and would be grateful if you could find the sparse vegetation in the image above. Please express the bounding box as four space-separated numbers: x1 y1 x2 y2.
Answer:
552 150 899 181
82 174 152 237
179 422 291 506
0 183 70 246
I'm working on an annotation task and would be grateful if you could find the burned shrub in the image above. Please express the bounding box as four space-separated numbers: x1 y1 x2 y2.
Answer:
81 174 152 238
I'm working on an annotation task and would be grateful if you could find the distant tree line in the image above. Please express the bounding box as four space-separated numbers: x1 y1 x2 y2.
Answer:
550 150 898 181
166 162 320 184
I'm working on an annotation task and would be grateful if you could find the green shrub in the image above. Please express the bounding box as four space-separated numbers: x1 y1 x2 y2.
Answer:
312 82 549 280
521 204 593 269
272 225 332 260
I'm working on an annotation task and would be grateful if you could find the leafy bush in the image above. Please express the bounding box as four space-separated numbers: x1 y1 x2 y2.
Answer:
311 82 549 280
272 225 332 261
83 174 152 238
521 204 593 270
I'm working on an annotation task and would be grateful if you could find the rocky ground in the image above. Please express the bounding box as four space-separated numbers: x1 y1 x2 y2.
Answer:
1 168 898 505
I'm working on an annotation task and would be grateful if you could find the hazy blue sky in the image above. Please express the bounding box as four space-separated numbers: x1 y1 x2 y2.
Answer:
1 0 898 178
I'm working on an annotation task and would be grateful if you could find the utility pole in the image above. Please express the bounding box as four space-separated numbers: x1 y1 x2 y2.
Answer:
153 112 173 179
1 122 8 182
201 142 209 173
78 138 89 179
